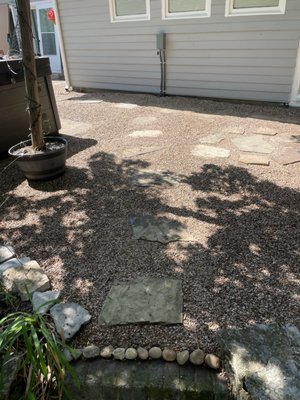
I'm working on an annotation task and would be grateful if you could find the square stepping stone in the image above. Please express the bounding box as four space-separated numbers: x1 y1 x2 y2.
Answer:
130 215 195 244
239 154 270 166
129 169 179 187
232 135 274 154
98 278 183 325
129 130 162 138
192 145 230 159
272 148 300 165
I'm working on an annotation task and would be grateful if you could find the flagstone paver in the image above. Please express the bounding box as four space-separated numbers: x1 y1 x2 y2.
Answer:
98 278 183 325
232 135 274 154
192 145 230 158
239 154 270 166
272 148 300 165
132 116 158 125
128 169 179 187
129 130 163 138
199 132 226 144
250 127 278 136
130 215 195 243
115 103 138 109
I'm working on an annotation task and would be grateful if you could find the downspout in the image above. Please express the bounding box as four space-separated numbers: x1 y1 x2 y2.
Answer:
53 0 72 91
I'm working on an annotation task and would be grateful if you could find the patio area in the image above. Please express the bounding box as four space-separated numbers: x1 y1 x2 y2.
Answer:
0 81 299 355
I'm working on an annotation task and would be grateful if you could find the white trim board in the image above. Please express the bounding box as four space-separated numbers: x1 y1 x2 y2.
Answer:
225 0 286 17
109 0 150 22
290 40 300 107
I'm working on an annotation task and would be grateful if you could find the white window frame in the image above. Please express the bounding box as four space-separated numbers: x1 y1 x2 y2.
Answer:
162 0 211 20
225 0 286 17
109 0 150 22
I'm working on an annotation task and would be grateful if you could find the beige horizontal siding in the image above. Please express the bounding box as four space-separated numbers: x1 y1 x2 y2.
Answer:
59 0 300 102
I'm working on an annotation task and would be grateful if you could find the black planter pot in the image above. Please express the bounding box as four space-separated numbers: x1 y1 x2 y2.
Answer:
8 136 67 181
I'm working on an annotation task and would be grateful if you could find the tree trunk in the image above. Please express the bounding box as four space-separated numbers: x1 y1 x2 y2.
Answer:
16 0 44 150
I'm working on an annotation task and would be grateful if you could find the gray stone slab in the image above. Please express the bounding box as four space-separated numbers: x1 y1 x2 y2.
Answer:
32 290 61 314
239 154 270 166
0 245 15 264
50 302 91 340
128 169 179 187
130 215 195 243
98 278 183 325
129 130 162 138
192 144 230 158
1 260 50 301
199 132 226 144
272 148 300 165
232 135 274 154
115 103 138 109
250 127 278 136
217 323 300 400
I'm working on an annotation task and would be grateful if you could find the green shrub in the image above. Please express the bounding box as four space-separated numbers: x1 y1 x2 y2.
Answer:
0 310 78 400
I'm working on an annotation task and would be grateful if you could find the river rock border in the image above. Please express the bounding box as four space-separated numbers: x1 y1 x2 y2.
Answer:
75 344 221 370
0 245 221 372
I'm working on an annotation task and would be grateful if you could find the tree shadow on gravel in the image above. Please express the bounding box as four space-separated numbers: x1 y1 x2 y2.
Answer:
0 152 299 353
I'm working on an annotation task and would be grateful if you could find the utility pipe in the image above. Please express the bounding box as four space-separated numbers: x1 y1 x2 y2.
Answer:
53 0 72 91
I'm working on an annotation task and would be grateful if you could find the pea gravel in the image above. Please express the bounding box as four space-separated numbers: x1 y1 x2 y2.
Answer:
0 81 299 357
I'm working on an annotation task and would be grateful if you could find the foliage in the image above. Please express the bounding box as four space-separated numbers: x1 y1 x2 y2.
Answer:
0 310 78 400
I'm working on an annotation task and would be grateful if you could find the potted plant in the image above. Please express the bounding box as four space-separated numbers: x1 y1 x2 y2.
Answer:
8 0 67 181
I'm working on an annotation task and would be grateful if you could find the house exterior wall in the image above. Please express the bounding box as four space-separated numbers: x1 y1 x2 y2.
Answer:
58 0 300 103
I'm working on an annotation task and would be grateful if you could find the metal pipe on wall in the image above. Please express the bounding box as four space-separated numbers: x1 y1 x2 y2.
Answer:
53 0 72 91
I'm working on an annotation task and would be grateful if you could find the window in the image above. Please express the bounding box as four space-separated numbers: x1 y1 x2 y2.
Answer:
109 0 150 22
162 0 211 19
225 0 286 16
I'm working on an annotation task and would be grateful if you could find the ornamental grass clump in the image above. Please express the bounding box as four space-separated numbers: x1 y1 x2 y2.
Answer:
0 310 78 400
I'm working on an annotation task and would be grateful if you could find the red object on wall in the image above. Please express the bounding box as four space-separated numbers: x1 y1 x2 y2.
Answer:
47 8 55 24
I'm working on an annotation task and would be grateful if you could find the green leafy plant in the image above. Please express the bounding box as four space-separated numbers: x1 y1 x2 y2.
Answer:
0 311 79 400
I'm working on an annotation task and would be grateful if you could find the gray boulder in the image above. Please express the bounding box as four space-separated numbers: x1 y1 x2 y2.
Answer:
217 323 300 400
32 290 60 314
50 303 91 340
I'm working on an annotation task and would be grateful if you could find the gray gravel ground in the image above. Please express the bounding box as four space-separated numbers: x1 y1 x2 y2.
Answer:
1 81 300 355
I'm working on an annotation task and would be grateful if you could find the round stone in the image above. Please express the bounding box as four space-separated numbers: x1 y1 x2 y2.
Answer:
149 347 162 359
82 345 100 359
205 354 221 370
190 349 205 366
176 350 190 366
162 348 176 362
125 348 138 360
137 347 149 360
113 348 125 360
100 345 114 359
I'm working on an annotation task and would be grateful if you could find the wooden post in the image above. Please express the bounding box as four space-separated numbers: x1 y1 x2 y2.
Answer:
16 0 44 150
